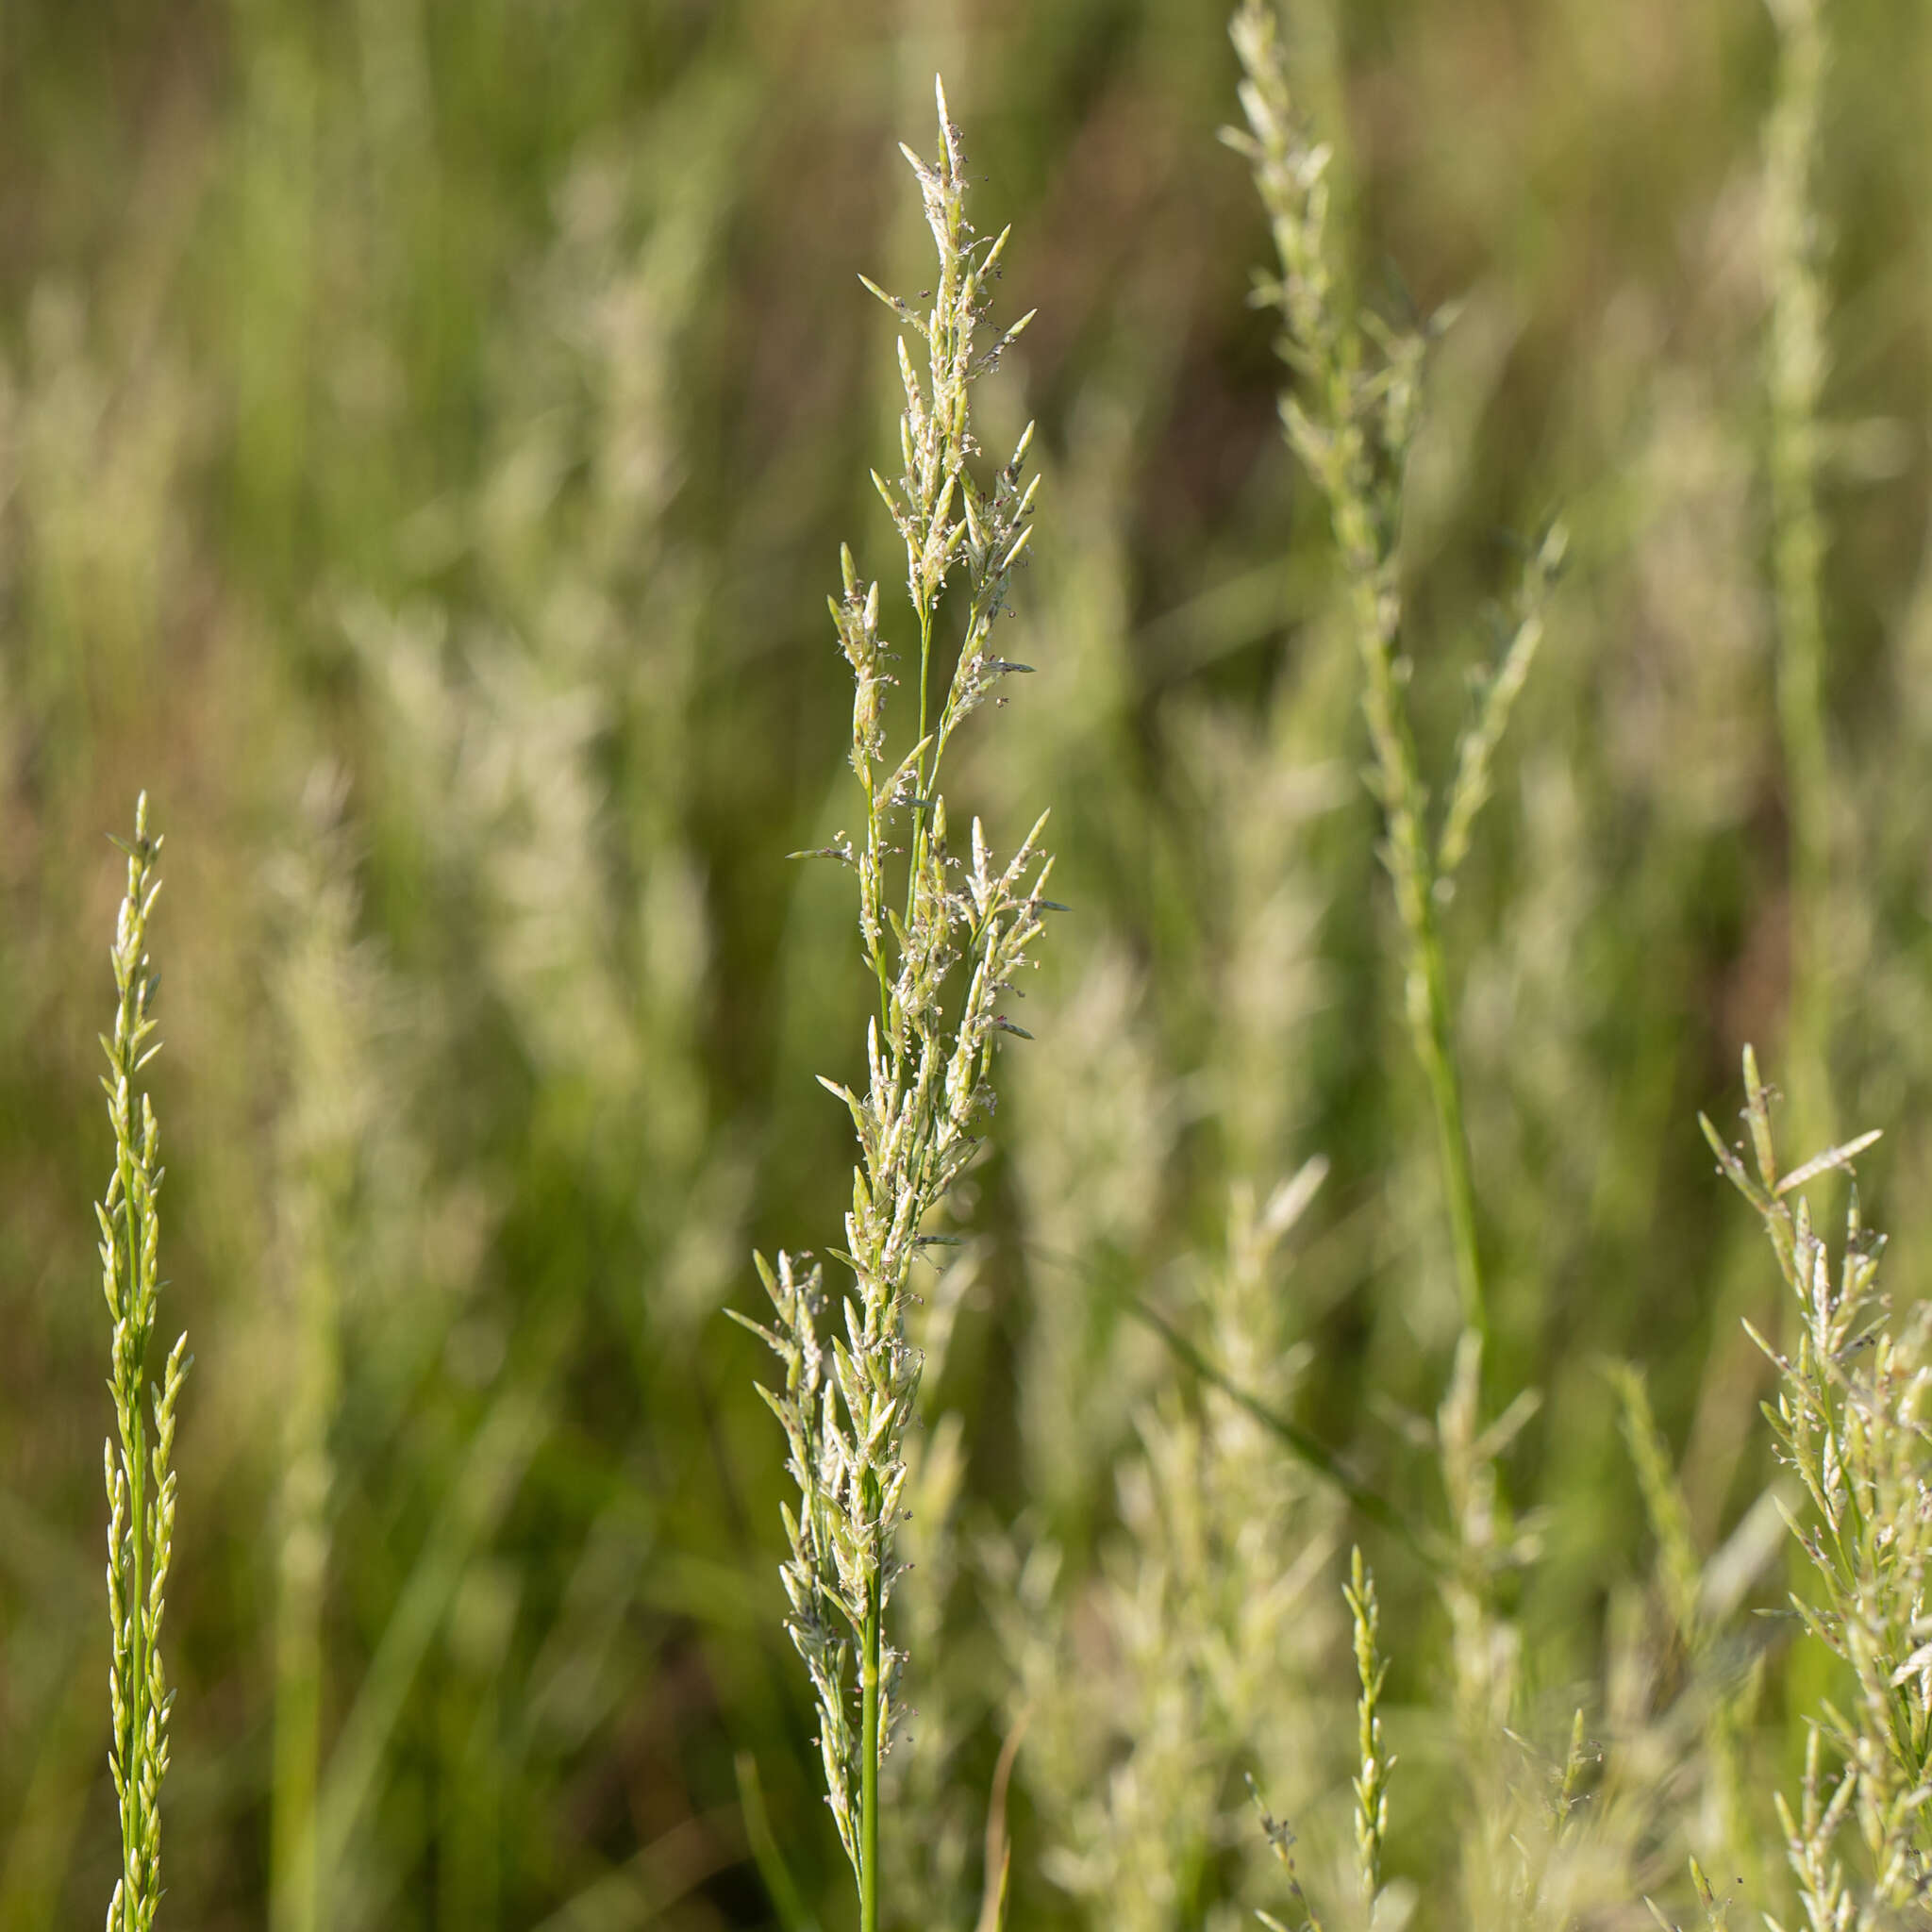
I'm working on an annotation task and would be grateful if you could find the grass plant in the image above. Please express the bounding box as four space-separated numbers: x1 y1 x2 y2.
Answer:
95 794 189 1932
1224 4 1558 1913
737 77 1053 1932
13 2 1932 1927
1226 0 1563 1362
1703 1049 1929 1924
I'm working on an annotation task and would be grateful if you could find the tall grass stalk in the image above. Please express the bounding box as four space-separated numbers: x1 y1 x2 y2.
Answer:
95 792 189 1932
1226 18 1559 1901
739 76 1051 1932
1226 0 1562 1355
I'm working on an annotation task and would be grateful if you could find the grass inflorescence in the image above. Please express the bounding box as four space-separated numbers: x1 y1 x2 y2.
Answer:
1227 0 1564 1357
95 793 189 1932
736 77 1054 1932
20 2 1932 1928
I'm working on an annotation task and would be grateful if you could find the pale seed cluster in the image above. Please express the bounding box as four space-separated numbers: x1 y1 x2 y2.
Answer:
97 792 190 1932
741 77 1054 1907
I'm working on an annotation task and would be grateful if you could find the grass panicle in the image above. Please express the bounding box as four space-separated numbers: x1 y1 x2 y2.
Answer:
14 6 1932 1930
739 75 1053 1932
1704 1046 1930 1921
1224 4 1580 1919
1343 1548 1392 1920
96 792 189 1932
1227 0 1562 1358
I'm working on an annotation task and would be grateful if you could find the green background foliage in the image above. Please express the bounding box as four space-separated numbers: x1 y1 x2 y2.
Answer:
4 0 1932 1924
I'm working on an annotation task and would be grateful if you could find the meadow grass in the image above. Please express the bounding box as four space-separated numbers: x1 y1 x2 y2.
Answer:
95 793 188 1932
736 77 1052 1932
12 0 1932 1926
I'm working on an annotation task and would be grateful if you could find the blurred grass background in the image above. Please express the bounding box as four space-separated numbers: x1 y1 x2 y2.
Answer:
5 0 1932 1925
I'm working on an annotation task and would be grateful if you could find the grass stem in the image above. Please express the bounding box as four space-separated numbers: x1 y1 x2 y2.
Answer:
860 1586 881 1932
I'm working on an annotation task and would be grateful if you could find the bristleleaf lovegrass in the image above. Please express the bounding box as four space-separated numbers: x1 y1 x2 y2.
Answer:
1343 1546 1391 1919
735 76 1053 1932
96 792 190 1932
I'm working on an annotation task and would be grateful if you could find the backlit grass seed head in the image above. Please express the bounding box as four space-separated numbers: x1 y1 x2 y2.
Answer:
743 75 1052 1919
96 792 189 1932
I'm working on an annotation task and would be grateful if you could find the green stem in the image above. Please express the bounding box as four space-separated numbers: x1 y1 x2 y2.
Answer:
117 1182 151 1930
1340 542 1488 1346
1412 908 1485 1344
859 1574 882 1932
124 1407 148 1932
865 767 893 1048
110 1140 144 1931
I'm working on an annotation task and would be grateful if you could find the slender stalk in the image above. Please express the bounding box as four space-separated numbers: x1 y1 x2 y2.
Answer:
1334 513 1487 1334
908 599 937 930
1410 845 1485 1341
270 1244 333 1932
272 1506 325 1932
1762 0 1840 1815
860 1582 882 1932
122 1427 150 1932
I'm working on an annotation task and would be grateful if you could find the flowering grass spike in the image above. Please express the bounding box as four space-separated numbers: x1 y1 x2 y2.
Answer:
96 792 190 1932
737 75 1053 1932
